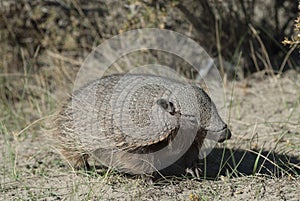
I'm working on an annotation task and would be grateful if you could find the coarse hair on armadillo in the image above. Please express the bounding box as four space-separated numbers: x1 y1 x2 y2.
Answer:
54 100 90 169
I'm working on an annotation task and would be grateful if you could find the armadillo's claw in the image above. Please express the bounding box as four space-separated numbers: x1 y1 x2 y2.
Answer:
185 161 202 178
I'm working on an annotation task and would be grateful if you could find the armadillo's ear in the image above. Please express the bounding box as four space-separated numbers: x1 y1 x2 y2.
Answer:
156 99 176 115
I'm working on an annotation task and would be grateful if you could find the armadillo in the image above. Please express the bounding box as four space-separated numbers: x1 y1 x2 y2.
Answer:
55 73 231 176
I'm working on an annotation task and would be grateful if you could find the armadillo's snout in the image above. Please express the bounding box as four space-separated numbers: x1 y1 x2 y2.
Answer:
216 126 232 143
205 125 232 143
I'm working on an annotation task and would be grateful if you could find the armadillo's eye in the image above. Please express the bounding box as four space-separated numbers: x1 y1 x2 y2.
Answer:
157 99 168 110
157 99 176 115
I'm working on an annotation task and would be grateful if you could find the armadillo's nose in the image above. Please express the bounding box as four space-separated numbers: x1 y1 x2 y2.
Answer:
217 126 232 143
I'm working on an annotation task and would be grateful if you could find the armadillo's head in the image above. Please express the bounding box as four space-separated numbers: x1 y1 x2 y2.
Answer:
156 84 231 143
193 86 231 143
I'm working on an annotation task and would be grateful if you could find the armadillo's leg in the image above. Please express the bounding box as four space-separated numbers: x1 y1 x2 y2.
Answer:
74 154 90 170
139 174 154 184
62 150 90 170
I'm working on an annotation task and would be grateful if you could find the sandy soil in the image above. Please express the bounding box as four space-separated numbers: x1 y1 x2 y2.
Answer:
0 70 299 201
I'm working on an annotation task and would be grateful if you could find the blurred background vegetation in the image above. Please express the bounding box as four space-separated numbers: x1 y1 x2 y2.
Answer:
1 0 299 74
0 0 299 121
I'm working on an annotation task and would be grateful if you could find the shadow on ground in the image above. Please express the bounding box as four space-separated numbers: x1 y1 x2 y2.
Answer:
200 148 300 179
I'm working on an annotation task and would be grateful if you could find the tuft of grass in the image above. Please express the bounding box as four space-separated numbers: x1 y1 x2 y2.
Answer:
1 121 19 180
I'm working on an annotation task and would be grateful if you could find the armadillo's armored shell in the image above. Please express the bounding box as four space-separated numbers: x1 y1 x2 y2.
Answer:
64 74 200 152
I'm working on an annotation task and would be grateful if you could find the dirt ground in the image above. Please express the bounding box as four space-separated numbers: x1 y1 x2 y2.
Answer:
0 69 299 201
